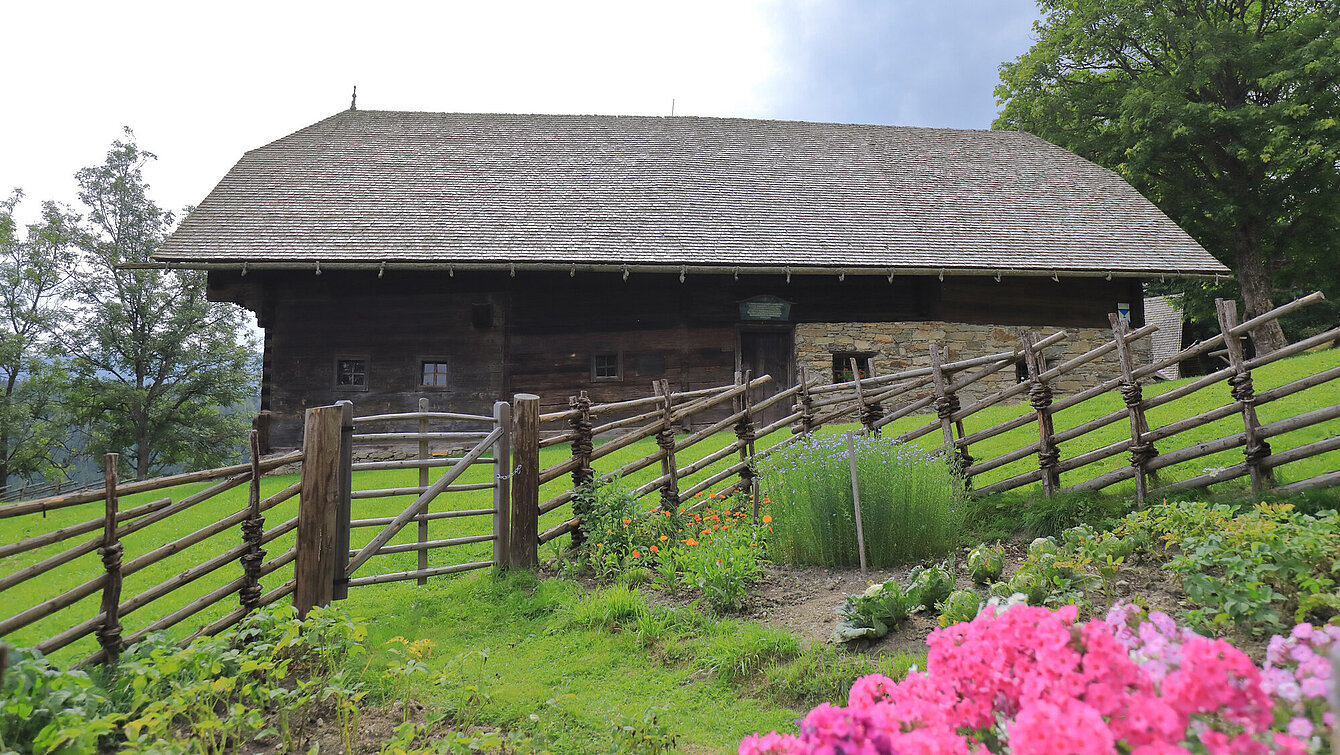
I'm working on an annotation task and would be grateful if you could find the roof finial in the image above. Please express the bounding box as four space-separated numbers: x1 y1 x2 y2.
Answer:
350 85 357 111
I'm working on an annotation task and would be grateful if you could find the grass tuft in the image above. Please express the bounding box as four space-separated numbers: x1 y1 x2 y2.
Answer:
760 433 965 567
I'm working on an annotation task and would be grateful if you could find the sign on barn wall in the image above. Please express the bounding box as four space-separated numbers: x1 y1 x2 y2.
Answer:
739 295 793 322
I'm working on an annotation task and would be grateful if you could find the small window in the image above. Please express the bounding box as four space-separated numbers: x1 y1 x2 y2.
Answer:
592 353 622 382
336 358 367 390
422 361 449 388
832 352 875 383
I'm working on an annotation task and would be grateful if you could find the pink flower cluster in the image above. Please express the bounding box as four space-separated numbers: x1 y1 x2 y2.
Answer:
1259 623 1339 745
741 604 1333 755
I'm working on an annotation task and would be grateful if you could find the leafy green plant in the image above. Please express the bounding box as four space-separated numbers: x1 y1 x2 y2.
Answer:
575 479 658 580
759 433 964 568
967 543 1004 584
907 563 954 611
609 708 679 754
0 648 119 755
938 589 982 628
833 580 917 642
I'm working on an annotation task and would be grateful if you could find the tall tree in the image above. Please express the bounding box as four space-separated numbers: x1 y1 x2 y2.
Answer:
996 0 1340 353
0 191 74 488
66 130 259 480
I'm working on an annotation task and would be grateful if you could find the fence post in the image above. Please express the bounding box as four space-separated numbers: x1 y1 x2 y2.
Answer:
1110 314 1159 507
510 394 540 569
568 391 593 547
930 345 974 491
492 400 512 570
240 430 266 613
733 371 759 518
97 453 124 665
1021 331 1061 496
795 366 816 435
851 359 883 434
416 397 431 585
295 404 345 617
1216 299 1275 493
334 401 354 600
655 380 681 513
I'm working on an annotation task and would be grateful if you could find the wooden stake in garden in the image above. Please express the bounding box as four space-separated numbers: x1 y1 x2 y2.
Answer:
97 453 124 664
1216 298 1275 493
844 431 868 575
1109 313 1158 507
1020 331 1061 496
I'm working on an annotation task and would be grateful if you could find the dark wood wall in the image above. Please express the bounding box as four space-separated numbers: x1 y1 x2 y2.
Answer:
209 270 1142 446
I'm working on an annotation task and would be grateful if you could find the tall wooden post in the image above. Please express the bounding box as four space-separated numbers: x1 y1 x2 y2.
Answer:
1216 299 1275 493
733 371 758 518
655 380 680 512
240 430 267 612
492 400 512 570
930 345 974 490
1021 331 1061 496
1110 314 1158 507
416 398 431 585
97 453 124 664
295 404 345 617
333 401 354 600
567 391 593 547
795 366 817 435
510 394 540 569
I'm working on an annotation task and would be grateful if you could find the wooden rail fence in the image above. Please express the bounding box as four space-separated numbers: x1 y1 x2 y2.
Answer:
3 292 1336 666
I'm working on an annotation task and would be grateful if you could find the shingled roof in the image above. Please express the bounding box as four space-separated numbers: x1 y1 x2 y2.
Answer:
155 109 1229 278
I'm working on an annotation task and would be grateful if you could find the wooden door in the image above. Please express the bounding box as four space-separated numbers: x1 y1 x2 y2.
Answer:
739 329 795 427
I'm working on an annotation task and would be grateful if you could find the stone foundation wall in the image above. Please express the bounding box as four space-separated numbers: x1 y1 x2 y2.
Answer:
794 321 1151 403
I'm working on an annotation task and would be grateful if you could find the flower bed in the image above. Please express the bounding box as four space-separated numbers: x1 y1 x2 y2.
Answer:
742 604 1337 754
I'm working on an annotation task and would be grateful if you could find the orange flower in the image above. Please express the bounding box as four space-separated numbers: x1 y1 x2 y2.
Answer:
762 514 772 524
701 528 710 535
631 550 640 559
659 535 668 541
622 518 631 524
663 510 671 517
650 545 659 554
716 559 723 564
684 538 699 546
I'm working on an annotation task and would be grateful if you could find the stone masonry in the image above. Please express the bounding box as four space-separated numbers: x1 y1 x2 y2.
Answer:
794 320 1153 403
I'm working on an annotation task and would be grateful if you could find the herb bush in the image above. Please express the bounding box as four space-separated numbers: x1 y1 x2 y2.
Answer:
759 433 964 567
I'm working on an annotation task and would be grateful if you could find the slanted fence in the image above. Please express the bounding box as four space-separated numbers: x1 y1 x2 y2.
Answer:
2 293 1336 666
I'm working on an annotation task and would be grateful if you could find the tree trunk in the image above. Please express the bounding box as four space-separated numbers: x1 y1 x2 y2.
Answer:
1232 234 1289 355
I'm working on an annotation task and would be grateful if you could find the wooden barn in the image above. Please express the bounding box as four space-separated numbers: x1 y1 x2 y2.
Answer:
151 109 1229 448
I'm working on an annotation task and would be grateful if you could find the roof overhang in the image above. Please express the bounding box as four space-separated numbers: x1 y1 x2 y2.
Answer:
127 260 1232 281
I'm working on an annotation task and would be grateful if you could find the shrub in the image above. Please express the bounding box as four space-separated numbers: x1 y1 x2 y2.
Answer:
574 479 656 580
759 433 964 568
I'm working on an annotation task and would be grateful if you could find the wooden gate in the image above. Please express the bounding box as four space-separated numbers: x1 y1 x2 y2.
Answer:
293 400 512 615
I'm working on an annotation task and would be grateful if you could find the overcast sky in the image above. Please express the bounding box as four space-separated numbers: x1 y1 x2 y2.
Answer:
1 0 1040 227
